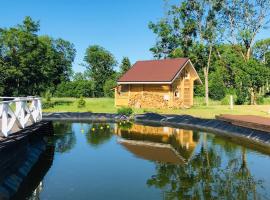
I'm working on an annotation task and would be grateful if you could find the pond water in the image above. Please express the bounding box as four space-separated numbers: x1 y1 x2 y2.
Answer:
2 121 270 200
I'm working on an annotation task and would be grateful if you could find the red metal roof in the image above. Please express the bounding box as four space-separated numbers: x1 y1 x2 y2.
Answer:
118 58 189 83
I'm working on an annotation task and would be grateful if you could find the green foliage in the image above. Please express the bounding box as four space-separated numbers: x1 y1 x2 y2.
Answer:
55 80 94 98
84 45 117 97
256 96 265 105
77 96 86 108
209 71 226 100
220 95 236 105
120 57 131 76
103 79 116 98
44 90 52 102
117 107 133 116
0 17 75 96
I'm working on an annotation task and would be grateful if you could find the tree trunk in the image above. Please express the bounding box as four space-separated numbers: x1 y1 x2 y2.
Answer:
246 47 251 61
204 45 212 106
250 88 256 105
204 71 209 106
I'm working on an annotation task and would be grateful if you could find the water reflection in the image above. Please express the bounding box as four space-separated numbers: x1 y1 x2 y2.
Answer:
85 123 113 147
115 123 199 162
116 123 267 199
52 122 76 153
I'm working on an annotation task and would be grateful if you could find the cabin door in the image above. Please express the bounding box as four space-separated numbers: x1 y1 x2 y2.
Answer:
183 79 191 107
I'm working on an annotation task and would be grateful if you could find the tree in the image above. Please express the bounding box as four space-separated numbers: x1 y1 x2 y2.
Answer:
149 0 223 106
253 38 270 64
84 45 117 97
119 57 131 76
103 73 118 98
221 0 270 61
0 16 76 96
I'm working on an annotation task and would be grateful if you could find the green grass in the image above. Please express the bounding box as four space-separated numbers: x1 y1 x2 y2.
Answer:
43 97 270 119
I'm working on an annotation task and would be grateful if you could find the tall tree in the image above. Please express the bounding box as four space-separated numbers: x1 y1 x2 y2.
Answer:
221 0 270 61
149 0 223 106
119 57 131 76
84 45 117 97
0 16 75 96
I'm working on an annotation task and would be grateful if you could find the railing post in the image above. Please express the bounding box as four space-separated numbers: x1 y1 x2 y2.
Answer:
15 98 26 128
2 103 9 137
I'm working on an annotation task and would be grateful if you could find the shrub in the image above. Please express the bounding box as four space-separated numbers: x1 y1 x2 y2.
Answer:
55 80 94 98
77 96 86 108
117 107 133 116
236 88 248 105
256 96 264 105
103 79 116 97
209 82 226 101
44 90 52 102
221 95 237 105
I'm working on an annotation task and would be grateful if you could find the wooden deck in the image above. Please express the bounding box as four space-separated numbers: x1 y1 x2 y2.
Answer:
216 114 270 133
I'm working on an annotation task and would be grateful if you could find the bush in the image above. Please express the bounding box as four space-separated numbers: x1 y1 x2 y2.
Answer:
194 84 205 97
103 79 116 97
55 80 94 98
117 107 133 116
256 96 264 105
236 88 248 105
45 90 52 102
77 96 86 108
221 95 237 105
209 71 226 100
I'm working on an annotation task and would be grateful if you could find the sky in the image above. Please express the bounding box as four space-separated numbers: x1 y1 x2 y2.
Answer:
0 0 269 73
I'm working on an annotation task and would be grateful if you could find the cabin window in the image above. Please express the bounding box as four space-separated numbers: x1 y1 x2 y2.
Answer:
174 90 180 98
183 69 190 79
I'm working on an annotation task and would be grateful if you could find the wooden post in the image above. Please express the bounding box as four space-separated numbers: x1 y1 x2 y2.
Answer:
230 95 234 110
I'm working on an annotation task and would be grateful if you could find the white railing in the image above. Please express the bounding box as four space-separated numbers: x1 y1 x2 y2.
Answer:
0 97 42 137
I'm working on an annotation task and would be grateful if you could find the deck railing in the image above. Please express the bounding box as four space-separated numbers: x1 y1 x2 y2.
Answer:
0 97 42 137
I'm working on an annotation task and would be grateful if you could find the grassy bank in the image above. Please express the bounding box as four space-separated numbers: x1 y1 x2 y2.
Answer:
43 97 270 119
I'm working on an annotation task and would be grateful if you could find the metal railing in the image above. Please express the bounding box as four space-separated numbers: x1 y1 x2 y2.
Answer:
0 97 42 137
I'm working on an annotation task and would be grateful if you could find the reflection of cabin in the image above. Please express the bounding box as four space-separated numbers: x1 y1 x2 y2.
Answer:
115 58 202 108
115 124 199 162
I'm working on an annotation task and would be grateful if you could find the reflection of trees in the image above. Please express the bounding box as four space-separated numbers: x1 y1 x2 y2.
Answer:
86 123 113 147
147 142 264 199
52 122 76 153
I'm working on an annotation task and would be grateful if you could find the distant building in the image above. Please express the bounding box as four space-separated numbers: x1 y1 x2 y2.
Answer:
115 58 202 108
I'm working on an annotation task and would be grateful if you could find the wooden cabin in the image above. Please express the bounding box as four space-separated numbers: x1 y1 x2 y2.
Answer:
115 58 202 108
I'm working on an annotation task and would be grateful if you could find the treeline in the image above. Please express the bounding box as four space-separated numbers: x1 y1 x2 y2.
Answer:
0 17 131 98
149 0 270 105
55 52 131 98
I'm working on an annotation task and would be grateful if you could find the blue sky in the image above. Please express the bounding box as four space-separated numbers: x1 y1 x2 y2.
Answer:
0 0 269 73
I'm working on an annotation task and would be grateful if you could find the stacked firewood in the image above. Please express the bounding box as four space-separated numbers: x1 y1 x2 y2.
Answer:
128 92 170 109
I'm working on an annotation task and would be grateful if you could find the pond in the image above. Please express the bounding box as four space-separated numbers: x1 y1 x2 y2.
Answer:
2 121 270 200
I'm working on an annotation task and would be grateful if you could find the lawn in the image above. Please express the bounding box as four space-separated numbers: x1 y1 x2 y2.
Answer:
43 97 270 119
